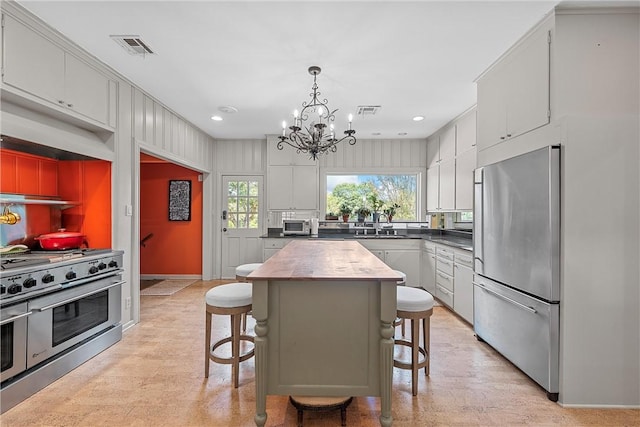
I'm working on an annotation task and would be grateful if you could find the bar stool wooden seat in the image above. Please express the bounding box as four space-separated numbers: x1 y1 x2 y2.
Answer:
394 286 434 395
289 396 353 427
204 282 254 388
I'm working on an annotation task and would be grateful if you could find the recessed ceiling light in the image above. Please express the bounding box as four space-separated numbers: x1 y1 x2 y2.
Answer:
372 132 381 136
218 105 238 114
398 132 408 136
211 115 223 121
413 116 425 121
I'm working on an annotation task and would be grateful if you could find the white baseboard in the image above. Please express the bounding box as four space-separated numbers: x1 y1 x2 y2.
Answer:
140 274 201 280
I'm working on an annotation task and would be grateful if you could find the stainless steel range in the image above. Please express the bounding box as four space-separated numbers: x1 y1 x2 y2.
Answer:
0 249 124 413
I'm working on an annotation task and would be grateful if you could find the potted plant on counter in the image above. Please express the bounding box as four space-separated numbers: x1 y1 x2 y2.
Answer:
368 194 384 223
383 203 401 222
338 202 353 223
356 206 371 223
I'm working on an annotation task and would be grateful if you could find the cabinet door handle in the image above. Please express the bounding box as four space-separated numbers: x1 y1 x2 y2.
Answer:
506 134 512 137
500 136 506 140
58 100 65 104
67 103 73 108
437 272 450 280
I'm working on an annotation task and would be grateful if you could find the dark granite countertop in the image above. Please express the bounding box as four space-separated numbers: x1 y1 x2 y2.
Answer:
261 229 472 252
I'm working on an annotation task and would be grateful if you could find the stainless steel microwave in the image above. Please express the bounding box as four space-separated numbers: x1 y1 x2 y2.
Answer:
282 219 310 235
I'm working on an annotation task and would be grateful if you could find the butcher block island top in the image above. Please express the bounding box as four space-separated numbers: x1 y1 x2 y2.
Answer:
248 240 404 282
249 239 398 427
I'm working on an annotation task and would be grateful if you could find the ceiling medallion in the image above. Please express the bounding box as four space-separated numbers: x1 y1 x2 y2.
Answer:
278 66 356 161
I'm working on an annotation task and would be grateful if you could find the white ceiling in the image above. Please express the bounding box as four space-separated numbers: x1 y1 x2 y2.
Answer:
17 1 561 140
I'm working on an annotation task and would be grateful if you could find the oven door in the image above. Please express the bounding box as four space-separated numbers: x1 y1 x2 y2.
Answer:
27 276 123 369
0 302 30 382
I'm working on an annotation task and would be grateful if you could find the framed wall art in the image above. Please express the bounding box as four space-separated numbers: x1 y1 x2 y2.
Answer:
168 179 191 221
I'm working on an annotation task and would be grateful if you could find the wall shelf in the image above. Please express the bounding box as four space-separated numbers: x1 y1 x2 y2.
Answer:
0 197 79 210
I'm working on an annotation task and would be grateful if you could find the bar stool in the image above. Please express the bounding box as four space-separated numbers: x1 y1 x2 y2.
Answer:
392 270 407 336
394 286 434 396
235 263 262 333
289 396 353 427
235 263 263 281
205 282 254 388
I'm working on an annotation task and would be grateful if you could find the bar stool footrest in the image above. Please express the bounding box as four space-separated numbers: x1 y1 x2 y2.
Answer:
210 335 255 364
393 338 428 370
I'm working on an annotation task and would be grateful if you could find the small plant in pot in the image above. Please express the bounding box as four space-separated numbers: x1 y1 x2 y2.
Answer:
338 202 353 223
383 203 401 222
356 206 371 223
368 194 384 223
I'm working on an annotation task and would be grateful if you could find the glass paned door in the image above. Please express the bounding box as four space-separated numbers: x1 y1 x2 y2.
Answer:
221 176 263 278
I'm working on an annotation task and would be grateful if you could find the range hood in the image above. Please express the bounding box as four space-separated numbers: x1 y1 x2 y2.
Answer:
0 135 96 161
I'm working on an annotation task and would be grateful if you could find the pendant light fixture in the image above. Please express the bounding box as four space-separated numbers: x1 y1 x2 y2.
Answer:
278 66 356 160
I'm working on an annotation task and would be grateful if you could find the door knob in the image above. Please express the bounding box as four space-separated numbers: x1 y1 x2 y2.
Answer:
222 210 227 220
223 228 227 232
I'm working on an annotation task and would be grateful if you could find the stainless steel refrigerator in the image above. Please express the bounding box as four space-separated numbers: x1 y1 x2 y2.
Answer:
473 145 560 402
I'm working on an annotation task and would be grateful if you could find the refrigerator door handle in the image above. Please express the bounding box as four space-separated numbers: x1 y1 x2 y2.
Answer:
474 282 537 314
473 168 484 271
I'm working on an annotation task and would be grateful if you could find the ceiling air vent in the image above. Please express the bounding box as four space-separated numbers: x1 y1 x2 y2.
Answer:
356 105 381 116
110 35 154 56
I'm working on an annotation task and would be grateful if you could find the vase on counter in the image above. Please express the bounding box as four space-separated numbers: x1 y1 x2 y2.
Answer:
342 214 350 223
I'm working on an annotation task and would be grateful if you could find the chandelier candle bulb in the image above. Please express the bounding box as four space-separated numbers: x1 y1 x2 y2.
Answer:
348 114 353 130
282 121 286 136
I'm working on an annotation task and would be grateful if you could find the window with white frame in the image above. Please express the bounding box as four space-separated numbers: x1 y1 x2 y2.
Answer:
326 174 419 220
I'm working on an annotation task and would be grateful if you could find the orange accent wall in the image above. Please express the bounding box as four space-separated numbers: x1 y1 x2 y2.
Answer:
58 160 112 249
0 148 111 249
140 162 202 275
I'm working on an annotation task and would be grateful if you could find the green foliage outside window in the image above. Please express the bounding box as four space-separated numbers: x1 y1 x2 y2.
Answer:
326 175 417 220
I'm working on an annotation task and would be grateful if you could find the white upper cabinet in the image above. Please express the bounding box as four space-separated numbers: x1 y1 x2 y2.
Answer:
426 166 439 212
438 159 455 211
2 14 115 129
266 135 318 211
455 148 476 210
476 22 551 150
439 126 456 162
268 165 318 210
455 109 477 154
426 135 439 168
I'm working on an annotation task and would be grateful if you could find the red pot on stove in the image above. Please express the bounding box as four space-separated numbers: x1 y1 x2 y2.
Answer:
35 229 86 250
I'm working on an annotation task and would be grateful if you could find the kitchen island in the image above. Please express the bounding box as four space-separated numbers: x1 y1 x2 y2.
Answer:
248 240 401 427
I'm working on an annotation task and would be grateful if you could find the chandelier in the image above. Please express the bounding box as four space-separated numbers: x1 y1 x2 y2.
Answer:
278 66 356 160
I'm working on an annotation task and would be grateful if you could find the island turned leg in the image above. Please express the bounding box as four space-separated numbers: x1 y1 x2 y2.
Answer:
254 318 268 427
379 320 394 427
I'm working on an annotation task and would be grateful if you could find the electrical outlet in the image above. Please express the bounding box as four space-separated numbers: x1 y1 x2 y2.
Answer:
125 297 131 309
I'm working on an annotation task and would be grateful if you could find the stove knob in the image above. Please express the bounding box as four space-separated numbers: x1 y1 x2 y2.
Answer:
98 262 107 270
7 284 22 294
23 278 37 288
108 260 118 268
66 271 77 280
42 274 55 283
89 266 99 274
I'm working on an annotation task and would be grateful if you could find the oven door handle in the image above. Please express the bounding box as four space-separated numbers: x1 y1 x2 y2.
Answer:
32 281 125 312
0 310 33 325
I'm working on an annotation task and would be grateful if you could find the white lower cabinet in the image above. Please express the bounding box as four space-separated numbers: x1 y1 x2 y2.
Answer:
358 240 421 287
262 238 293 261
421 242 436 295
453 250 474 324
428 243 474 325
